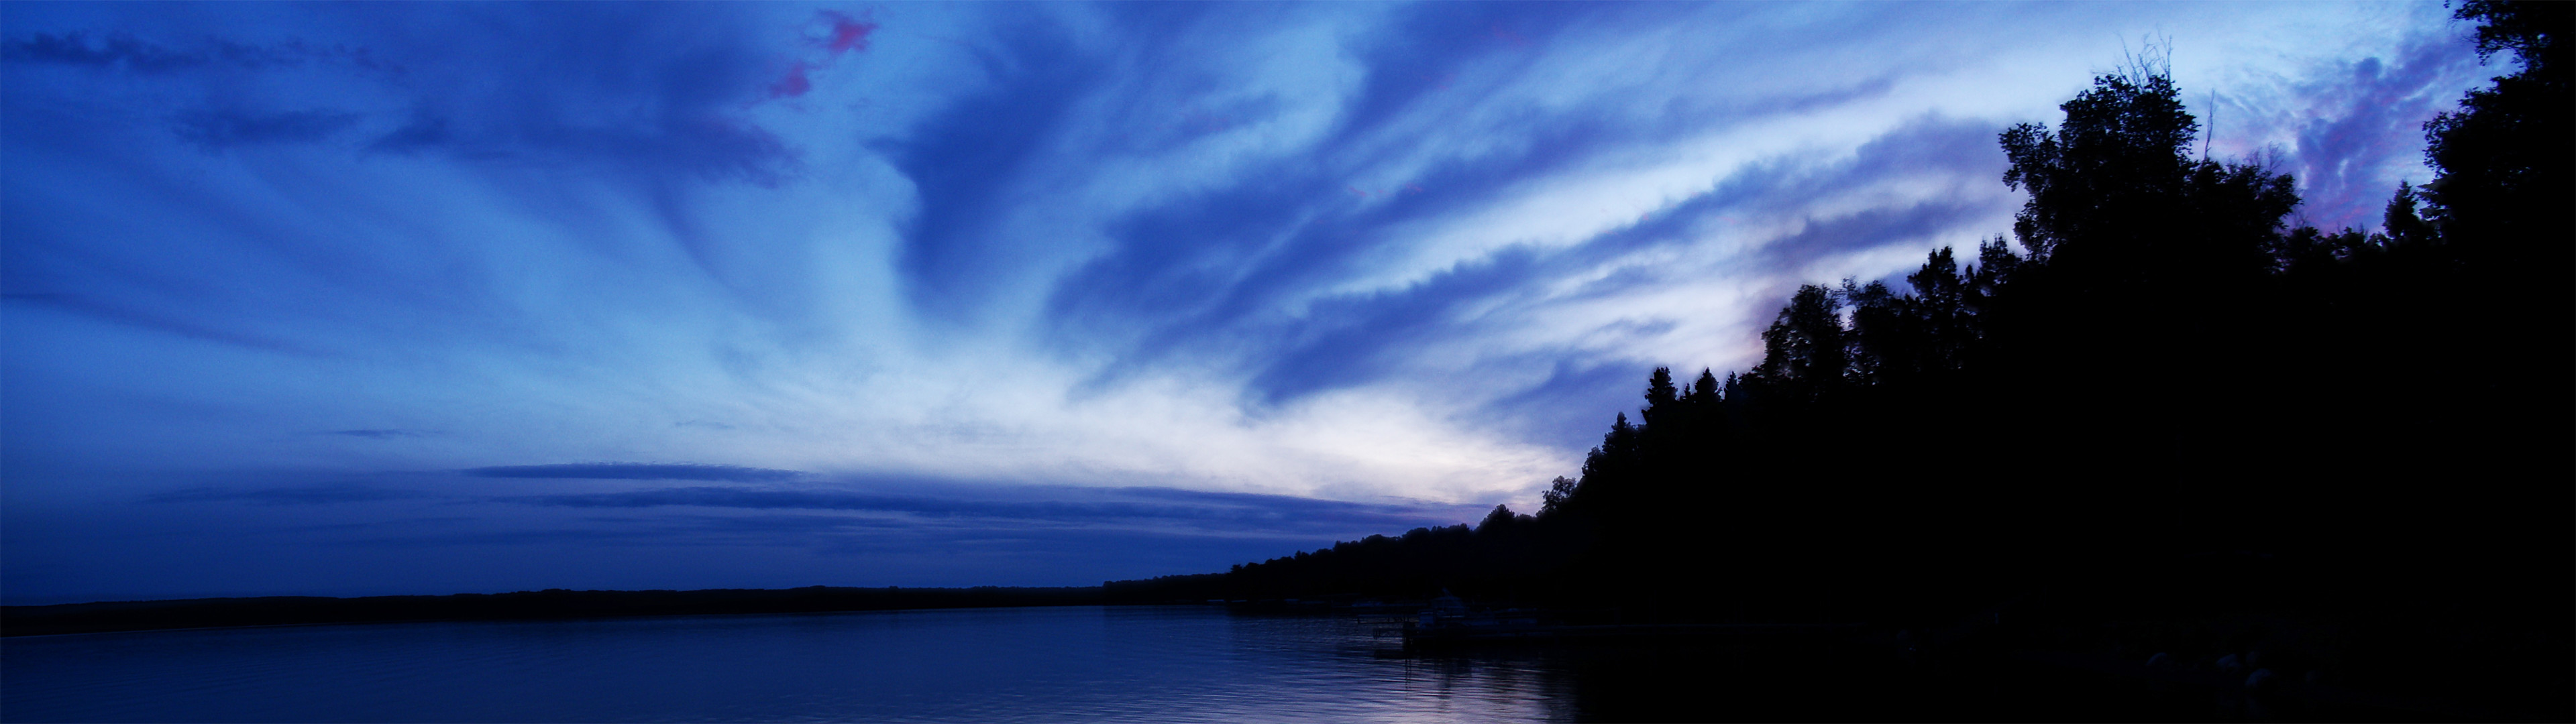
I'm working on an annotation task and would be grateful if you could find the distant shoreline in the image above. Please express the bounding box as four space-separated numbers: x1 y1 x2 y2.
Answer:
0 585 1149 637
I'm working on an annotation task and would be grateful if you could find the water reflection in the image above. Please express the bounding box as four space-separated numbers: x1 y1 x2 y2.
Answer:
2 606 1580 723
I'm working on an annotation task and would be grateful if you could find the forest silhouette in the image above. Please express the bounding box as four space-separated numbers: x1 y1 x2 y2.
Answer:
3 3 2562 720
1117 1 2569 713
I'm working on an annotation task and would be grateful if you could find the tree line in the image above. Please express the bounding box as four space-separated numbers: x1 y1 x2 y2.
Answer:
1116 2 2568 636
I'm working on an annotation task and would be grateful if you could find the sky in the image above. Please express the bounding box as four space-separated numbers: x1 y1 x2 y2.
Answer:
0 1 2489 604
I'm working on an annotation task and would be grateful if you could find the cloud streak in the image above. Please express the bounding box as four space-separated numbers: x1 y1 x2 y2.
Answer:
468 464 806 482
1 31 398 73
148 484 431 506
509 483 1477 536
0 2 2484 601
170 108 362 148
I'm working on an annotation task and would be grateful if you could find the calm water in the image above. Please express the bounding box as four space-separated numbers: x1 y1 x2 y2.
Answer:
0 606 1577 723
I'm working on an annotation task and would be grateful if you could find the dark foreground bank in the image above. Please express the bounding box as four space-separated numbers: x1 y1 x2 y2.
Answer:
0 585 1109 637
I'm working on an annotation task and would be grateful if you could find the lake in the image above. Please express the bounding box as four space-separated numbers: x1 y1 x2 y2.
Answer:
1 605 1585 723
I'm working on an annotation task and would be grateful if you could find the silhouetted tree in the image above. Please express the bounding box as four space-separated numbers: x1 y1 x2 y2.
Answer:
1688 369 1721 408
2420 0 2571 276
1187 21 2569 701
2000 66 2296 300
1751 284 1848 400
2378 182 2436 251
1640 367 1679 430
1539 475 1579 518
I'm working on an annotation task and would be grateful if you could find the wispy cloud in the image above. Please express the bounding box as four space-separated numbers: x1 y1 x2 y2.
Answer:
2199 17 2484 231
329 429 423 440
170 108 362 149
2281 32 2485 230
148 483 431 505
1 31 398 73
467 464 806 482
508 483 1478 536
1 1 2483 601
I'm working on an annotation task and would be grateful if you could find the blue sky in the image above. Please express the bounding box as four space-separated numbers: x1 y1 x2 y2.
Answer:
1 2 2485 603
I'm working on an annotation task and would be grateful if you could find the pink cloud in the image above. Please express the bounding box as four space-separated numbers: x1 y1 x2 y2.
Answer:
768 62 813 99
757 11 879 104
821 11 877 56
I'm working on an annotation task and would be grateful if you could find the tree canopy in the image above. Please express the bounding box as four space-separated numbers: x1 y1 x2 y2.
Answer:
1118 6 2569 713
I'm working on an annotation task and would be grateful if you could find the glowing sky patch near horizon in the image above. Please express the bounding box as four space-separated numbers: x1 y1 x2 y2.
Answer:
1 2 2487 602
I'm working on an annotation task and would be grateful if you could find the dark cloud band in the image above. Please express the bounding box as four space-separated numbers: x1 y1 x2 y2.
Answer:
466 464 806 482
512 485 1476 535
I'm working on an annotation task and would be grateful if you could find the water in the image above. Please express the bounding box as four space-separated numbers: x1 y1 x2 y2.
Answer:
0 606 1576 723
